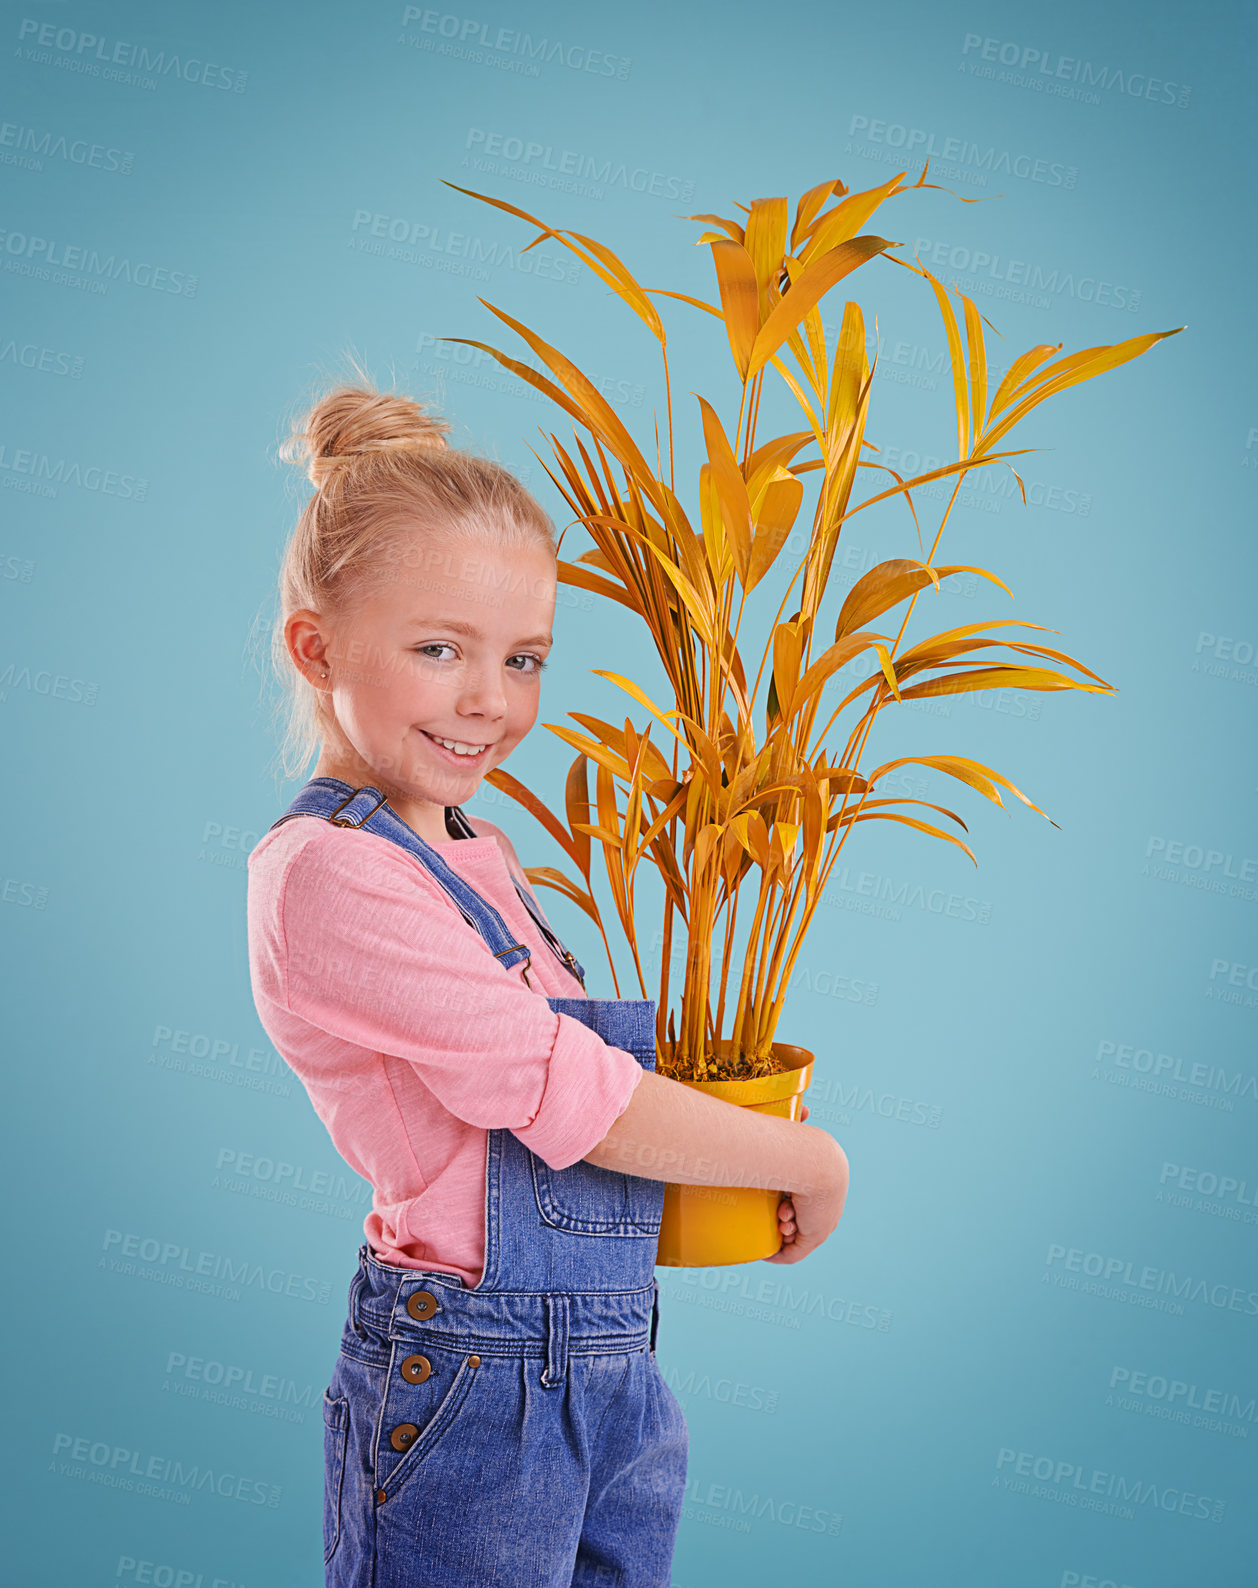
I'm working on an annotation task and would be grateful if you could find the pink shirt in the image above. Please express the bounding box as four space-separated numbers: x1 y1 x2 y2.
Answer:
245 809 645 1289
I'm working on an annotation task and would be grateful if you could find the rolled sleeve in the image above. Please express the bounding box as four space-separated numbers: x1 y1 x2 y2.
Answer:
268 824 642 1164
513 1014 645 1169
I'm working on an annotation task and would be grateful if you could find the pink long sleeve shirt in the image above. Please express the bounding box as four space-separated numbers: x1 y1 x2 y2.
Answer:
245 809 645 1289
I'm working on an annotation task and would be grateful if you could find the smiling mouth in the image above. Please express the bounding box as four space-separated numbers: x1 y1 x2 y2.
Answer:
420 729 494 760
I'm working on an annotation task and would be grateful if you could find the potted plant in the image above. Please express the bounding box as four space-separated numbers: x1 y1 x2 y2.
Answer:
443 171 1180 1266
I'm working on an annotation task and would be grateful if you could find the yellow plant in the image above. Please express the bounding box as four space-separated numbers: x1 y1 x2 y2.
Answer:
444 171 1181 1083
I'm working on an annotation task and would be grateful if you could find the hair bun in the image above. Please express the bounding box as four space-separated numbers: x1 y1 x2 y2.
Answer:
280 384 451 490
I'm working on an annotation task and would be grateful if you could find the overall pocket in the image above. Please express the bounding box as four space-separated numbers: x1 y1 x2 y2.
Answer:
375 1342 483 1501
530 1155 664 1235
322 1390 350 1564
537 994 664 1235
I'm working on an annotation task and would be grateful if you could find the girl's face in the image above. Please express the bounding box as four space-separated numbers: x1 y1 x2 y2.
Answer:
292 527 557 844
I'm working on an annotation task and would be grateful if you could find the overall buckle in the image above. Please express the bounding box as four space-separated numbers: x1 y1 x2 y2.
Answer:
327 788 387 828
493 943 533 988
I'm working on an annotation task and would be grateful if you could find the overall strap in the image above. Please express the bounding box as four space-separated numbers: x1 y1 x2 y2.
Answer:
267 779 585 989
444 805 587 988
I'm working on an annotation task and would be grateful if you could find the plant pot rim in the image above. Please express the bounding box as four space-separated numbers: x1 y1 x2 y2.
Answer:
665 1041 814 1104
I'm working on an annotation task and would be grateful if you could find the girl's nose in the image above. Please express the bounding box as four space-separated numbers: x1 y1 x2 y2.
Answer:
457 669 507 721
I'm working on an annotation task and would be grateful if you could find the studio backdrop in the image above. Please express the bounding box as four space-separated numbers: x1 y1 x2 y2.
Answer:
4 1 1255 1584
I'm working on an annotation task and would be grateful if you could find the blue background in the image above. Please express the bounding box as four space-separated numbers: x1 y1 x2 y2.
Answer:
3 1 1255 1584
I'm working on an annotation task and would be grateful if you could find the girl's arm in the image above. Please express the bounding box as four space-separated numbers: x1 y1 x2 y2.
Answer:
582 1069 849 1263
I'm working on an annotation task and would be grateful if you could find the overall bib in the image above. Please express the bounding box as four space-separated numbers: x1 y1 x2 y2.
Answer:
267 779 689 1587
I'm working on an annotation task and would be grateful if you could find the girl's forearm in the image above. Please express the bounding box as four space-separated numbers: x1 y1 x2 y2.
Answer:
581 1069 848 1199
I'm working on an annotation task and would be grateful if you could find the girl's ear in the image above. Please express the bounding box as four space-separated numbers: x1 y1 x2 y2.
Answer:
286 610 330 682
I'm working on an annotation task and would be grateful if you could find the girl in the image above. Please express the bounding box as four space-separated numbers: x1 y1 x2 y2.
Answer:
246 381 849 1587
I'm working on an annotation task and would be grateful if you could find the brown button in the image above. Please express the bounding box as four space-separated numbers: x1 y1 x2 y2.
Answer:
389 1423 419 1452
468 1355 481 1368
400 1354 432 1384
406 1290 439 1322
375 1488 388 1504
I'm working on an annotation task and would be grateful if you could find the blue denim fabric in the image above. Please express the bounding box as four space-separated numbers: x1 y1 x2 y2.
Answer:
269 780 689 1585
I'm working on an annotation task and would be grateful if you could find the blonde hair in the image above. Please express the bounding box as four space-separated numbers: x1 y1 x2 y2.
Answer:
265 369 556 780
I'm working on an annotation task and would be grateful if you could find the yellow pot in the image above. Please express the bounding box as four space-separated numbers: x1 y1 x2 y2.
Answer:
655 1042 814 1268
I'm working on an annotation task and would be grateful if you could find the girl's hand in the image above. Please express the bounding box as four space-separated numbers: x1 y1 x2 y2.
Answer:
766 1105 850 1265
771 1101 809 1250
775 1194 799 1248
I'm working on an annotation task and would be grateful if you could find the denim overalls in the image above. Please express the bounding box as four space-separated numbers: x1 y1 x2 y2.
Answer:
267 778 688 1587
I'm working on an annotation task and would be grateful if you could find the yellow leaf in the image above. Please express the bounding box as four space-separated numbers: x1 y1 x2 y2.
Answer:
746 467 804 590
988 342 1061 422
687 212 746 244
592 669 696 754
790 178 846 252
545 723 632 781
565 229 665 343
834 559 976 639
564 755 592 876
977 328 1184 456
792 630 895 712
744 196 789 296
710 239 760 377
557 559 635 610
748 236 895 378
833 809 979 864
476 300 663 511
697 396 752 585
805 174 905 258
523 866 604 928
868 754 1051 818
961 292 988 446
771 620 805 717
894 664 1115 700
913 257 969 458
483 768 577 864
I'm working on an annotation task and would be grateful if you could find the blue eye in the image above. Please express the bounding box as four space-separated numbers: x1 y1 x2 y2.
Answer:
412 645 546 672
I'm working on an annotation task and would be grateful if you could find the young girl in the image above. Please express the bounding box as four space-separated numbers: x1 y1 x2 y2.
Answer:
246 381 849 1587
